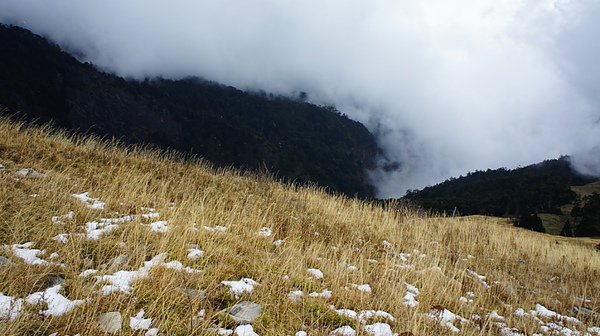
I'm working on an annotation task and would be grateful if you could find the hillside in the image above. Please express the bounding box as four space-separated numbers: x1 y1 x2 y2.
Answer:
1 118 600 335
403 158 600 237
0 24 378 198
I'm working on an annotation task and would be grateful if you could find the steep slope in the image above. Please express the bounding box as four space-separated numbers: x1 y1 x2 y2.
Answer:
0 24 378 198
403 157 600 236
0 117 599 335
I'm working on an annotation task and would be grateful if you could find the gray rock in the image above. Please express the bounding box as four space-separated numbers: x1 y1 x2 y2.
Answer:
182 287 206 301
97 312 122 333
44 276 65 289
571 307 598 321
228 301 263 324
16 168 44 177
506 285 516 295
105 254 128 272
0 256 11 272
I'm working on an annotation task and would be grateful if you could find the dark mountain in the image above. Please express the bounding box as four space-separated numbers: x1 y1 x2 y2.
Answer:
402 157 600 237
0 24 379 197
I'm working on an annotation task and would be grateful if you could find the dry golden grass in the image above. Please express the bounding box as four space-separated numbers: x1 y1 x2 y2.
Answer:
0 116 599 335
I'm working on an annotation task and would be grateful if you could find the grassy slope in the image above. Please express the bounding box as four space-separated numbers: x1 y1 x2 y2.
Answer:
0 117 599 335
573 181 600 199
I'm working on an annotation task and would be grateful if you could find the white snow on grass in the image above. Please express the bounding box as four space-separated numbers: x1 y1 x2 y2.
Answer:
358 310 396 324
364 322 395 336
336 309 358 319
82 214 137 240
145 328 159 336
5 242 48 265
52 233 69 244
403 282 419 308
467 269 491 289
0 293 24 320
273 239 285 246
287 290 304 302
489 310 505 321
26 284 88 316
530 304 581 325
84 220 119 240
148 220 169 233
79 269 98 277
51 211 74 224
459 296 473 303
234 324 259 336
101 215 138 224
329 325 356 335
309 289 332 299
257 227 272 236
426 307 469 333
221 278 260 298
589 327 600 334
335 308 396 325
96 253 168 294
141 211 160 219
352 284 372 293
214 328 233 335
162 260 202 273
72 192 105 209
187 248 204 259
130 309 152 330
307 268 324 279
204 225 227 232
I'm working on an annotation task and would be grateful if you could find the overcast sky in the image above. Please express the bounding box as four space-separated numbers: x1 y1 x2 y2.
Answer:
1 0 599 197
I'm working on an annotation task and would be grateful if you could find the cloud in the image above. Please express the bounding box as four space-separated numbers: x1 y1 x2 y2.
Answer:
571 147 600 178
1 0 599 197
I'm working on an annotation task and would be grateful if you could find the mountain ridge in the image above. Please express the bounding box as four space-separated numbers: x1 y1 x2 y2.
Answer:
402 156 600 237
0 24 378 198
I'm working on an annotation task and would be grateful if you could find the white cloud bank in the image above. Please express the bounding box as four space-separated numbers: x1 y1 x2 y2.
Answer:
1 0 599 197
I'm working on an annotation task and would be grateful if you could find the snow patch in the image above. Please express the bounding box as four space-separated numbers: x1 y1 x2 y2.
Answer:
0 293 23 320
221 278 260 298
148 220 169 233
257 227 272 236
26 284 88 316
187 248 204 259
5 242 48 265
329 325 356 335
403 282 419 308
309 289 332 299
130 309 152 330
307 268 324 279
72 192 105 209
353 284 372 293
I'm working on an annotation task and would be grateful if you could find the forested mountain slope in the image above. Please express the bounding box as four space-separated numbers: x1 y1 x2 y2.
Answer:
0 24 378 197
403 157 600 236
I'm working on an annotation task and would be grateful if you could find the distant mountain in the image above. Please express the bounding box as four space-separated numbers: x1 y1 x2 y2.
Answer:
403 157 600 237
0 24 379 197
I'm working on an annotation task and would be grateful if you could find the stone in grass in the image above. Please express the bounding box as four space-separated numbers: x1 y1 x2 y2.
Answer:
0 256 11 272
228 301 263 324
105 254 128 272
97 312 122 334
16 168 44 177
44 276 65 290
182 287 206 301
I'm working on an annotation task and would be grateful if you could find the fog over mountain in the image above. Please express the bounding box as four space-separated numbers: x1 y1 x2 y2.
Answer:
1 0 599 197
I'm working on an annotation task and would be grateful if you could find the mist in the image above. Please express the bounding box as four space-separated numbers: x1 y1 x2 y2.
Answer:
1 0 599 197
